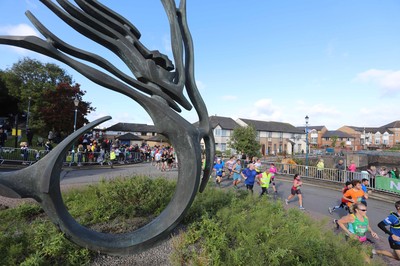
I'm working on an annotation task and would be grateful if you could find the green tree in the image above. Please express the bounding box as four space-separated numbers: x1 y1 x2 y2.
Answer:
2 58 94 135
227 125 261 158
0 71 19 116
331 136 338 147
39 82 95 135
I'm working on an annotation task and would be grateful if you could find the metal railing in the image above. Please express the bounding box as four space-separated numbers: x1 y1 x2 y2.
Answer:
274 163 400 196
0 146 142 167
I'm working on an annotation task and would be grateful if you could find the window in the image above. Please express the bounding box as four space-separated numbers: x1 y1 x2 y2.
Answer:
221 143 226 151
268 132 272 138
214 128 221 136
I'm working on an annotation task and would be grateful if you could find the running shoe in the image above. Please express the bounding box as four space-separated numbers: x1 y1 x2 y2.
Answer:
328 207 333 214
285 199 289 205
299 206 305 210
371 248 377 259
333 219 339 229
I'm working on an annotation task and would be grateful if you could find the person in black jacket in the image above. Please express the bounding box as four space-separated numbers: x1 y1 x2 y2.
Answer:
374 200 400 260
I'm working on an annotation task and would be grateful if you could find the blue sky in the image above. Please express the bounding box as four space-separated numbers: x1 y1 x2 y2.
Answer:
1 0 400 130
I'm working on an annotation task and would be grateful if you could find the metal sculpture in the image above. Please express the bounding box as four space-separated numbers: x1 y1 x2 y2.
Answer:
0 0 215 255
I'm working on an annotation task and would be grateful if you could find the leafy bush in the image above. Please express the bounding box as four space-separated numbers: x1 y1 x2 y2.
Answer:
0 176 176 264
171 193 385 266
0 203 90 265
63 176 176 227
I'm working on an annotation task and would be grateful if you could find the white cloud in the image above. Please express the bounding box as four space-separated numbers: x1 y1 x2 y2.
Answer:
355 69 400 94
0 24 40 55
244 98 283 121
0 23 39 36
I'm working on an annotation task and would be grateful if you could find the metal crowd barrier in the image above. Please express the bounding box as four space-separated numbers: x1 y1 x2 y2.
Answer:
63 150 143 166
0 147 45 165
0 147 142 167
274 163 400 196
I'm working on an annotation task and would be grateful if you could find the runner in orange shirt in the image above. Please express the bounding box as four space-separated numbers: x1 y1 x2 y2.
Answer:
343 180 368 213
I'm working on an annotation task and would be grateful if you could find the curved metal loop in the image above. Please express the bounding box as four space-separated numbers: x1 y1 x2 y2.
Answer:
0 1 215 255
0 116 111 200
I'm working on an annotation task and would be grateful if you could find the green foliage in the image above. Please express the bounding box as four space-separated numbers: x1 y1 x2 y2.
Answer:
171 194 384 266
1 57 94 135
0 203 90 265
331 136 338 147
64 176 176 227
227 125 261 158
182 187 246 224
0 176 176 264
0 70 19 116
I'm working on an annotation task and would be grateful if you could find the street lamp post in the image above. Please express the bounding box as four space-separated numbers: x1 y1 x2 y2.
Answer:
305 115 309 176
71 96 80 165
26 96 31 130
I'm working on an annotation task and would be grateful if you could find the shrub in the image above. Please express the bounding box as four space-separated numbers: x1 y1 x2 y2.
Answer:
0 176 176 264
0 204 90 265
171 192 385 266
63 176 176 227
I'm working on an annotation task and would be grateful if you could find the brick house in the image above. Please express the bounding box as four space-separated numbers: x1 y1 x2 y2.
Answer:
237 118 305 155
321 130 356 151
296 126 328 149
339 120 400 150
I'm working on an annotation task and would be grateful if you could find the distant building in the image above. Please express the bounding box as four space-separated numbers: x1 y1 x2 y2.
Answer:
296 126 328 149
104 122 157 142
237 118 304 155
321 130 355 151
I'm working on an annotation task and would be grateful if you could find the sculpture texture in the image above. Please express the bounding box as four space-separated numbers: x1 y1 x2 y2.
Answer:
0 0 215 255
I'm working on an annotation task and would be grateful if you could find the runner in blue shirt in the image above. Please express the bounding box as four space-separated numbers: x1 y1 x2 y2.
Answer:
213 158 224 186
241 163 257 193
361 178 369 206
374 200 400 260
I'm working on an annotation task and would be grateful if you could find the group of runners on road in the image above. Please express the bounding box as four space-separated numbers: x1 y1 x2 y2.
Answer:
212 156 400 263
328 178 400 262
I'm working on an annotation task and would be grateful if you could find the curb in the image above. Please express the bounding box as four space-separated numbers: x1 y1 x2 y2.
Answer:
277 174 399 204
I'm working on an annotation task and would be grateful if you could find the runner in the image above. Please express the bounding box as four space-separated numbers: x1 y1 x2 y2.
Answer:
335 203 379 262
374 200 400 260
231 159 242 189
241 163 257 194
269 163 278 193
254 158 262 174
256 168 272 197
328 181 352 214
285 174 305 210
342 180 367 212
213 158 224 186
361 178 370 206
336 202 378 242
225 156 236 179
